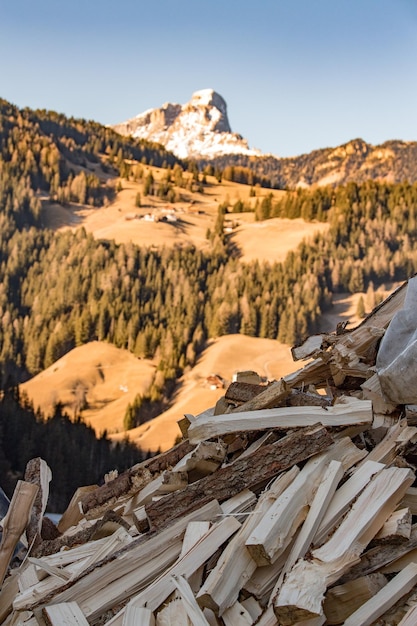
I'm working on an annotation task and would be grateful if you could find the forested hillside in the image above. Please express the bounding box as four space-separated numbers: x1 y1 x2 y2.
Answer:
2 98 417 510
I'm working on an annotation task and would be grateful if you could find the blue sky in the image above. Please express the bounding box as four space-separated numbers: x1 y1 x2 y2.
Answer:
1 0 416 157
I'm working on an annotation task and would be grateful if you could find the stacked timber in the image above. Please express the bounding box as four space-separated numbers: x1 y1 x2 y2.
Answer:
2 277 417 625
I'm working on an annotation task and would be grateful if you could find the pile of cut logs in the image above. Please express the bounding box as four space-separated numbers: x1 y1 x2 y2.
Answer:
2 277 417 625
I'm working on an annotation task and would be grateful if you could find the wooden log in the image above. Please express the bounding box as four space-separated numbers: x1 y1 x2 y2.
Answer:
373 507 411 545
230 379 291 412
24 458 52 549
197 467 299 614
43 601 89 625
400 487 417 515
58 486 98 533
343 563 417 626
323 573 387 624
173 441 227 479
188 397 372 444
145 424 334 530
342 524 417 580
225 382 266 405
233 370 262 384
0 571 19 623
273 467 414 623
291 334 326 361
133 471 188 507
79 440 195 518
220 489 257 519
0 481 39 588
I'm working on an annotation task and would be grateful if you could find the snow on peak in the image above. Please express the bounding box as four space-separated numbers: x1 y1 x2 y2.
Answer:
112 90 261 160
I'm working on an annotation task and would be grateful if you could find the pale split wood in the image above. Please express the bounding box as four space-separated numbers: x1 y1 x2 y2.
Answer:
0 481 39 588
188 396 372 444
274 466 414 623
155 599 191 626
323 573 387 624
291 334 325 362
43 601 89 625
356 418 417 468
313 460 385 546
398 603 417 625
361 372 397 415
220 489 257 520
0 570 19 623
180 521 210 592
57 486 99 534
171 574 211 626
344 524 417 579
400 487 417 515
106 516 241 625
241 597 263 622
373 507 411 544
24 458 52 549
197 467 299 614
172 441 227 478
343 562 417 626
222 601 253 626
272 460 343 593
123 606 155 626
246 438 363 566
14 500 223 616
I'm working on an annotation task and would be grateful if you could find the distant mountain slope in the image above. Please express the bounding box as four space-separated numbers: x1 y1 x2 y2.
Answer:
113 90 417 187
208 138 417 188
113 89 261 159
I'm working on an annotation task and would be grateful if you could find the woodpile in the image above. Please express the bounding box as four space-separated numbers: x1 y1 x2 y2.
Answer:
2 276 417 625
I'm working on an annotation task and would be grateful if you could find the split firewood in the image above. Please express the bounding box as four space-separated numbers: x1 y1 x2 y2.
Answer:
398 603 417 625
343 524 417 579
78 439 195 519
343 562 417 626
246 438 361 567
373 507 411 545
145 424 333 530
197 467 299 615
14 500 223 616
221 601 253 625
124 606 155 626
291 334 326 361
230 378 291 412
361 372 398 415
241 597 263 622
0 480 39 588
323 573 388 624
57 485 98 534
180 521 210 592
172 574 211 626
106 517 241 625
24 458 52 550
43 601 89 625
155 599 191 626
188 396 372 444
273 466 414 623
224 381 266 405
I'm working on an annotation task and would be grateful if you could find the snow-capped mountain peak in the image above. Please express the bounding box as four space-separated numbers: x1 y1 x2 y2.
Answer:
112 89 261 160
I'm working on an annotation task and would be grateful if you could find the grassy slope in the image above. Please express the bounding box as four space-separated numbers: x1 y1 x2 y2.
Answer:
26 166 368 452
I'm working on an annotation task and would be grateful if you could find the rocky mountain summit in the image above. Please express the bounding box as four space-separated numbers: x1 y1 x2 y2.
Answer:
113 89 261 160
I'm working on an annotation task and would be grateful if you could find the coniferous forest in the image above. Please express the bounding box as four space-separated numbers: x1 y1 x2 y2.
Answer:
2 97 417 510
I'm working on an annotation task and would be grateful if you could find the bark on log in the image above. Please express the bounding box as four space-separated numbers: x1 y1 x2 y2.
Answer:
145 425 333 530
79 440 195 517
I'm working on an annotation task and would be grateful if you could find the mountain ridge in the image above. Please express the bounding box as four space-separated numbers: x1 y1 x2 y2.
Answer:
114 90 417 188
